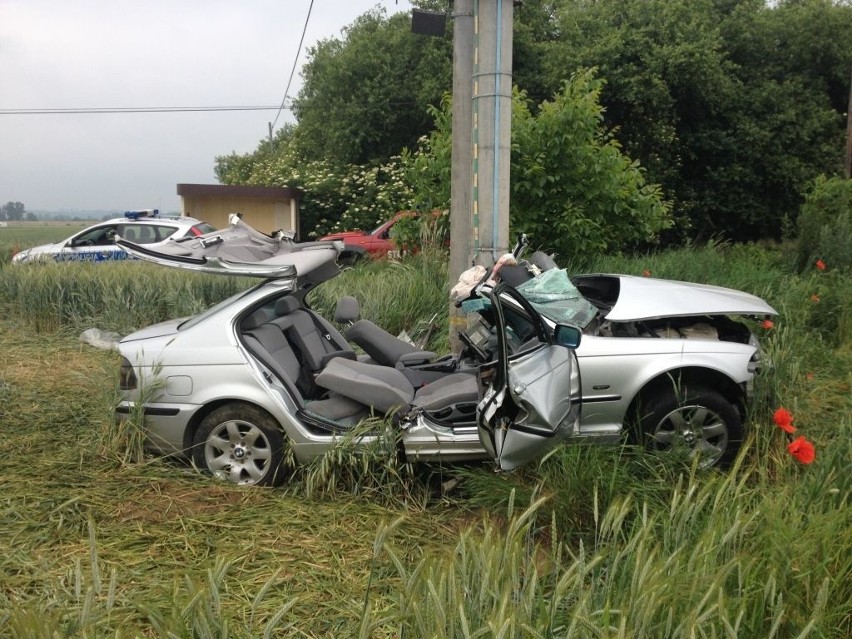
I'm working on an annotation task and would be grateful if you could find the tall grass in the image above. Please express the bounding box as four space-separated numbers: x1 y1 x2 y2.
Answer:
0 223 88 265
0 261 251 334
373 443 850 637
0 240 849 636
309 248 451 352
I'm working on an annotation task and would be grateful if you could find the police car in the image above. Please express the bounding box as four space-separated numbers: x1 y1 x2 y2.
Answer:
11 210 216 264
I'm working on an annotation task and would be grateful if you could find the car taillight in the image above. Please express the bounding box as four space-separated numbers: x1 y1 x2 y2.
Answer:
119 358 138 390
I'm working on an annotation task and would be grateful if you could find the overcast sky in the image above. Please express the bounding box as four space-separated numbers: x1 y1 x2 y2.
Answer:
0 0 413 213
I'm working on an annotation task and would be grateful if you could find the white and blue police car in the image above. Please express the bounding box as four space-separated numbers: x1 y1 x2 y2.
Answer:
11 210 215 264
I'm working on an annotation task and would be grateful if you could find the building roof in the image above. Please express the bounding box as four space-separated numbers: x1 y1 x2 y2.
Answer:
177 183 303 201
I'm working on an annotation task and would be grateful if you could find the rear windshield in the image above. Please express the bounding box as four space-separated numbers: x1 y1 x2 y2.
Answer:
190 222 217 236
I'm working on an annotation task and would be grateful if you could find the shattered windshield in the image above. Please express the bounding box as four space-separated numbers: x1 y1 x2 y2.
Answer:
515 268 598 329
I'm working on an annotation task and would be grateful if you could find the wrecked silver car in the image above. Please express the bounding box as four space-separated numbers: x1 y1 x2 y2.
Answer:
115 216 583 485
462 245 777 469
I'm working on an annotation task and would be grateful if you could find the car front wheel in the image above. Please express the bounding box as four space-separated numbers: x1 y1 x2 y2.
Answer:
638 387 742 468
192 403 287 486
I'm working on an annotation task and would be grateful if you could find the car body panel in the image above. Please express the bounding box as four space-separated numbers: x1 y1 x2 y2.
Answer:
117 213 343 280
476 285 582 470
12 213 213 264
573 274 777 321
116 229 582 474
319 213 409 259
574 335 756 437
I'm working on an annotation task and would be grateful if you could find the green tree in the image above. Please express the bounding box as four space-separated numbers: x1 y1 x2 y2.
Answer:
404 73 672 265
1 201 26 221
540 0 852 242
796 175 852 272
291 8 452 165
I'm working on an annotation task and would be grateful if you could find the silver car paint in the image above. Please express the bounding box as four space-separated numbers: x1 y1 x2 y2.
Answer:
574 336 756 439
483 343 581 470
583 274 777 321
116 218 776 476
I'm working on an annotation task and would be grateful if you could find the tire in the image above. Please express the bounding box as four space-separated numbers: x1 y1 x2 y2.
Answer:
637 386 742 468
192 404 288 486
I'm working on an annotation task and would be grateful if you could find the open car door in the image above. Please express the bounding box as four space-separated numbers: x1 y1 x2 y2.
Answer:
476 283 583 471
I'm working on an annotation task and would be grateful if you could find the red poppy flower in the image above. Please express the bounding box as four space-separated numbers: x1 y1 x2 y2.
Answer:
772 407 796 433
787 436 815 464
761 319 774 329
810 294 820 303
642 269 651 277
815 259 826 271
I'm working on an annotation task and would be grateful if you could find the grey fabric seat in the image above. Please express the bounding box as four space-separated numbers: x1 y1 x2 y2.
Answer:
301 393 369 429
271 297 356 372
315 358 479 418
412 373 480 412
241 309 368 426
241 309 305 400
334 296 436 367
345 319 436 367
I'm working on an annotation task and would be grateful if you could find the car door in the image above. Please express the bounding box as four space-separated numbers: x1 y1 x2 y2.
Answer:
58 224 122 262
476 283 582 471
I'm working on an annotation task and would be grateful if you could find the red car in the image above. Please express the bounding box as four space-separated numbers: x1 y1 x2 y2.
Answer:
318 212 415 265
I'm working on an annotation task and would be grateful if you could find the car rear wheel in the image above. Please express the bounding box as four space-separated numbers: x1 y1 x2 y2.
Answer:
638 387 742 468
192 404 287 486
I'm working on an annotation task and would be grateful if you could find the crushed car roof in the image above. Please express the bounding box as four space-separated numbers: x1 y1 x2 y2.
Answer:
117 214 343 280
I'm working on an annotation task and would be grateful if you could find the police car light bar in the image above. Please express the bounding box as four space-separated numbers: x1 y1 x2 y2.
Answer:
124 209 159 220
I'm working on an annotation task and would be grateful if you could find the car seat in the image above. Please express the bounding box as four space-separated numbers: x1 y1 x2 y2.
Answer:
314 357 479 421
334 296 436 367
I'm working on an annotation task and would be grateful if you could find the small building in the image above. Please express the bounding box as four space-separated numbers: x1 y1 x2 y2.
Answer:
177 184 303 237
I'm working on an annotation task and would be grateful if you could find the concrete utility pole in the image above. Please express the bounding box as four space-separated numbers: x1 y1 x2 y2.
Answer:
845 66 851 179
448 0 474 353
444 0 514 352
471 0 513 267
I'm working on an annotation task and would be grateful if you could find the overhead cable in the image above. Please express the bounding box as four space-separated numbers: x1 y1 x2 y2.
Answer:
270 0 315 133
0 106 284 115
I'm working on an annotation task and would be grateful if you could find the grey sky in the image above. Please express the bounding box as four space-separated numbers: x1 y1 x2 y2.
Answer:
0 0 413 213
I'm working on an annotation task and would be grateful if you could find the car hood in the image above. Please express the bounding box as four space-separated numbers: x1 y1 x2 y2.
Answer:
117 214 343 282
575 274 777 321
11 243 61 263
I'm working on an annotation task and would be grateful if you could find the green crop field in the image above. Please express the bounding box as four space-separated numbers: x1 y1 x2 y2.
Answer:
0 243 849 637
0 222 89 264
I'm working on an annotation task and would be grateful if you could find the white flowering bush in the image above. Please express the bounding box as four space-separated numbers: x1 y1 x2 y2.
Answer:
216 145 418 238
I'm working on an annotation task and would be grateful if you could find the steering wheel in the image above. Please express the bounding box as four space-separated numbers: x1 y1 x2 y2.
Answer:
459 329 489 363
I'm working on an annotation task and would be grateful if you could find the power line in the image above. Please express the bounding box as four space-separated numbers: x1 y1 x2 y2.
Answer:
270 0 315 134
0 105 286 115
0 98 424 117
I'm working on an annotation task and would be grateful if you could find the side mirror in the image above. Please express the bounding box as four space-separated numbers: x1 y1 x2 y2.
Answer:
554 324 582 349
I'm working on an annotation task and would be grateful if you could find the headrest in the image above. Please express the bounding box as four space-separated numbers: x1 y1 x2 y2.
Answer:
274 296 300 317
334 296 360 323
241 309 271 331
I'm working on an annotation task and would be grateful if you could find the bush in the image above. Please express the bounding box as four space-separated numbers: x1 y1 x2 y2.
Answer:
389 210 448 254
796 176 852 273
216 145 418 240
